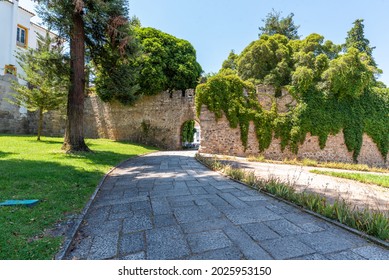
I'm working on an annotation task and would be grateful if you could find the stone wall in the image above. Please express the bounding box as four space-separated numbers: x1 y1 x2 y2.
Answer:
0 74 29 134
0 76 196 149
0 74 67 136
198 104 388 167
83 90 197 149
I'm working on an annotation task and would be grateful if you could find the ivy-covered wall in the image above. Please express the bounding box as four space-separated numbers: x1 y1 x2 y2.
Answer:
197 81 388 167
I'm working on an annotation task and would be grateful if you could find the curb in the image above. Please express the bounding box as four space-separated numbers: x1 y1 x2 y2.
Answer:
195 154 389 250
54 152 158 260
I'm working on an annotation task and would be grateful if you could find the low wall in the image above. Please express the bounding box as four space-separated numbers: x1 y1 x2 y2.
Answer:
198 105 388 167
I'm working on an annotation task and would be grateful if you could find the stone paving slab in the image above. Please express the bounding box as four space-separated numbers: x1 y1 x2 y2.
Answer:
63 151 389 260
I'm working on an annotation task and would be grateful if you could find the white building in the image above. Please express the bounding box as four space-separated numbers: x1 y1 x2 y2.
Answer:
0 0 57 121
0 0 53 77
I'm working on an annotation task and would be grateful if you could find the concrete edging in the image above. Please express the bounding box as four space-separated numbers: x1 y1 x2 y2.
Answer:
195 154 389 250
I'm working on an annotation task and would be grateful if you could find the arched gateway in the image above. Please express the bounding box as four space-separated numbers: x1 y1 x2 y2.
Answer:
83 89 199 150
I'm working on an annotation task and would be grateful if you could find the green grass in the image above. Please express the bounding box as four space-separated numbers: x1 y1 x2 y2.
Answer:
310 170 389 188
0 135 157 260
247 155 389 173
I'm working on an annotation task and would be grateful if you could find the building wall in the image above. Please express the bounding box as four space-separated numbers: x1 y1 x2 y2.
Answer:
1 1 32 73
0 0 52 78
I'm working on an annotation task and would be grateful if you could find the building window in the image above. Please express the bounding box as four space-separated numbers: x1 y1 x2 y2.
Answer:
4 64 17 76
16 25 28 48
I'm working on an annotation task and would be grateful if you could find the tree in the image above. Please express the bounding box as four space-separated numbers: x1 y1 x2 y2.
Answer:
344 19 375 65
182 120 196 144
134 27 202 96
259 9 300 40
290 33 340 94
320 47 376 99
221 50 238 72
237 34 293 90
12 33 68 140
37 0 139 152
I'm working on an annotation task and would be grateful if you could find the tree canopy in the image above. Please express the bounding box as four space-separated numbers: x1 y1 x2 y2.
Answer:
344 19 376 65
237 34 293 91
258 10 300 40
221 50 238 72
134 27 202 96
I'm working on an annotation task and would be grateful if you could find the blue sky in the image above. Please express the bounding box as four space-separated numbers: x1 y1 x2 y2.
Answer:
21 0 389 85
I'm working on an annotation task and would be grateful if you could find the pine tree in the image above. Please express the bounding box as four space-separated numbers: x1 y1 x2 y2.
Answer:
344 19 376 66
12 33 68 141
37 0 140 152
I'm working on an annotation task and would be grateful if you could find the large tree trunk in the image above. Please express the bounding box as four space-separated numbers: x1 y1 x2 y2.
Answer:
62 9 90 152
37 108 43 141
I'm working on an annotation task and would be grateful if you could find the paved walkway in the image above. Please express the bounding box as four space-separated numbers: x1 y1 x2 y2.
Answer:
64 151 389 260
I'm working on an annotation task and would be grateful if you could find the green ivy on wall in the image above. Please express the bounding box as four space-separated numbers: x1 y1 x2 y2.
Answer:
182 120 196 143
197 30 388 163
195 73 389 162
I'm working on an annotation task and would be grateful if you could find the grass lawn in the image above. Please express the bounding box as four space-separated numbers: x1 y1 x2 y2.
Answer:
0 135 157 260
310 170 389 188
247 156 389 173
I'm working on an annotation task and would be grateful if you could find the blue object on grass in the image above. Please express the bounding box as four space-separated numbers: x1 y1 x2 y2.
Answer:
0 199 39 207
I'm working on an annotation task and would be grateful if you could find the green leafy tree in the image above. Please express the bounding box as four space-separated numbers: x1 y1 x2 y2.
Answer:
135 27 202 96
221 50 238 72
320 47 377 99
182 120 196 144
259 9 300 40
344 19 375 65
237 34 293 91
37 0 139 152
290 34 340 94
12 33 68 141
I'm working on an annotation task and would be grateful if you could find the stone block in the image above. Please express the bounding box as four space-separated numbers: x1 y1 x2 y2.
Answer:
352 246 389 260
296 231 357 254
264 219 306 236
146 226 190 260
260 236 316 259
122 212 152 233
223 226 273 260
88 232 119 260
119 232 145 256
188 247 243 260
223 206 281 224
187 230 232 253
241 222 280 241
